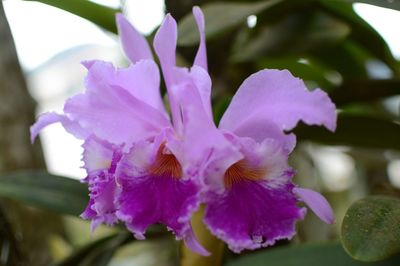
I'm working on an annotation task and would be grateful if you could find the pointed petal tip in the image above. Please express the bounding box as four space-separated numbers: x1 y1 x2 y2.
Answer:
192 6 203 18
294 187 335 224
81 60 96 70
160 13 177 31
116 12 153 63
30 124 38 144
184 229 211 256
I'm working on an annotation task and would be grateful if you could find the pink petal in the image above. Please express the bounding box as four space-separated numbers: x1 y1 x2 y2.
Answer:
293 187 335 224
232 119 297 153
153 13 177 86
116 171 202 251
219 69 337 139
169 69 242 178
64 61 170 146
82 137 115 174
153 14 182 130
204 181 306 253
81 172 120 230
116 13 153 63
192 6 207 70
30 112 89 143
82 60 166 114
184 228 210 256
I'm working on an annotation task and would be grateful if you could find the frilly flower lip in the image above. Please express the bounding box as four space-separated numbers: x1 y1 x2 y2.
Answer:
114 137 204 253
30 7 213 256
201 68 337 253
79 136 122 232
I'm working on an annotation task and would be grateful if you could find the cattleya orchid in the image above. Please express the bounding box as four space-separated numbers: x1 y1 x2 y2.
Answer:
30 6 337 256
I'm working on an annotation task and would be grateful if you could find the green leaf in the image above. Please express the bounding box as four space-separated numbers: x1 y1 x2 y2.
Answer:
310 40 370 79
325 0 400 11
294 114 400 150
319 1 400 75
0 170 88 216
225 242 400 266
341 195 400 261
24 0 120 33
55 226 168 266
331 79 400 105
55 233 130 266
231 11 350 62
178 0 283 46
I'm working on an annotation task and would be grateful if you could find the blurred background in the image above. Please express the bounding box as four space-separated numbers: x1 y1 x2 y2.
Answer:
0 0 400 265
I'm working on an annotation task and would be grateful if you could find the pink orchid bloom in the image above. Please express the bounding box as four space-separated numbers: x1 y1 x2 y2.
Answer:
199 66 337 253
30 7 217 256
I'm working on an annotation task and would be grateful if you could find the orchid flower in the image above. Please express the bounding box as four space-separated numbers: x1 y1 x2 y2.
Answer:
30 7 215 256
199 69 337 252
30 5 337 257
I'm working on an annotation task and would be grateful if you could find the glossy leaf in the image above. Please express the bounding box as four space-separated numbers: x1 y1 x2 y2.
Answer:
226 242 400 266
331 79 400 105
0 170 87 216
341 195 400 261
178 0 283 46
319 1 400 75
232 11 350 62
56 233 130 266
311 40 369 79
24 0 119 33
294 114 400 150
56 227 169 266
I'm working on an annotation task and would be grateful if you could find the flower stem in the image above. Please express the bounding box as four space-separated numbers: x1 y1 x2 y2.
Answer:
180 206 224 266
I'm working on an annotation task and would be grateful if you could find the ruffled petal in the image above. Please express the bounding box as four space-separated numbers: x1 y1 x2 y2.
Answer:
82 59 166 115
293 187 335 224
81 171 120 231
204 181 306 253
81 138 122 231
115 139 206 254
169 69 242 179
64 61 170 146
219 69 337 139
116 13 153 63
82 136 116 174
231 120 296 153
193 6 207 71
116 174 200 240
30 112 89 143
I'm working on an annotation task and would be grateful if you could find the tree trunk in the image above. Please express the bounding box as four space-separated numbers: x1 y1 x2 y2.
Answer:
0 2 64 265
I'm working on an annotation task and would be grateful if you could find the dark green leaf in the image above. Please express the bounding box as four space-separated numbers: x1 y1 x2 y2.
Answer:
325 0 400 11
341 195 400 261
0 170 87 216
319 1 400 75
294 114 400 150
232 11 350 62
55 226 169 266
331 79 400 105
310 40 369 79
55 233 130 266
178 0 283 46
24 0 120 33
225 242 400 266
